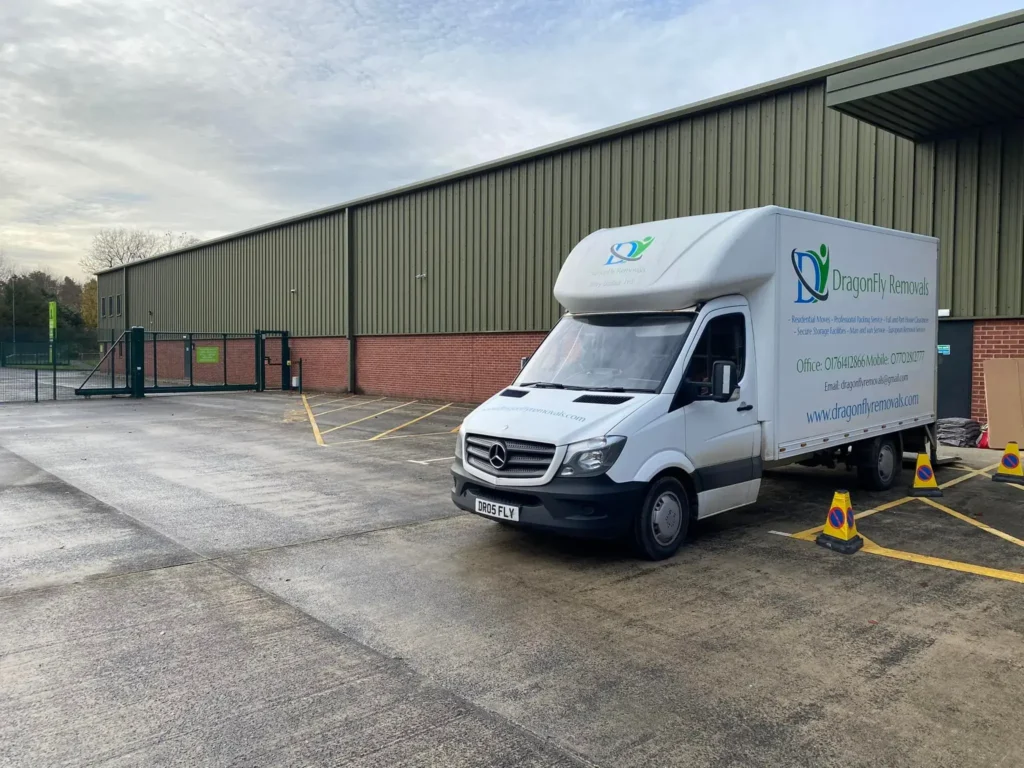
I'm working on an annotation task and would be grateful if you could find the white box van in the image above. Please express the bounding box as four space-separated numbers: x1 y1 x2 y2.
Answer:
451 206 938 559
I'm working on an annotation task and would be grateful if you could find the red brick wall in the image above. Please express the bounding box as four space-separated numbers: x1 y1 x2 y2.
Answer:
100 331 548 402
356 333 546 403
971 319 1024 423
290 337 348 392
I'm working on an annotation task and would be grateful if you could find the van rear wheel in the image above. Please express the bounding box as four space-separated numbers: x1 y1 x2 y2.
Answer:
857 436 902 491
633 477 690 560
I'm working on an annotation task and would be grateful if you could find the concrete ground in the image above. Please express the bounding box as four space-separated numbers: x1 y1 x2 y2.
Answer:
1 392 1022 767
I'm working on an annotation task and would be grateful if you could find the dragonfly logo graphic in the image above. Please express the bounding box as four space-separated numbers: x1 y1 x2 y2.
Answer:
605 236 654 266
792 244 830 303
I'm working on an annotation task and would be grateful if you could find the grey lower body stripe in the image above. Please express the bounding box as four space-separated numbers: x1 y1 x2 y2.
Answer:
694 457 762 493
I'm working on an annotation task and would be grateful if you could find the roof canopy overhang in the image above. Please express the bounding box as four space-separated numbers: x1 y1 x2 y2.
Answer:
826 19 1024 141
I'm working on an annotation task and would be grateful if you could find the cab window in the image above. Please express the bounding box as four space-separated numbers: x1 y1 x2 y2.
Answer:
683 313 746 391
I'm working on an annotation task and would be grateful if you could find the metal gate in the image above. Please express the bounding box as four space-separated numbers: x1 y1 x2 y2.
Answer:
257 330 292 392
75 327 290 397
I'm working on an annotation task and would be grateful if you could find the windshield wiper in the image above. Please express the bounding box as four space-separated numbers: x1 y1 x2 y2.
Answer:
519 381 567 389
584 386 659 393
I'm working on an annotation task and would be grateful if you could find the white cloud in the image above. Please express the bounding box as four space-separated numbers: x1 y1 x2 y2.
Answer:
0 0 1019 277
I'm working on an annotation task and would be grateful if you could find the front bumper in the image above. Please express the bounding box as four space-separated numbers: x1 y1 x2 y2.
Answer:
451 459 645 538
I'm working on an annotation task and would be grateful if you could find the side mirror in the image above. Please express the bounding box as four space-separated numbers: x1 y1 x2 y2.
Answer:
711 360 737 402
520 356 531 371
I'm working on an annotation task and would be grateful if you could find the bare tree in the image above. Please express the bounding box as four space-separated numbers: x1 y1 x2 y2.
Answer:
79 228 203 275
159 232 202 252
0 247 13 284
80 228 159 274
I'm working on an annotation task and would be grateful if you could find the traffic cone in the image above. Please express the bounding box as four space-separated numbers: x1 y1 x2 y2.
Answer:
909 453 942 497
815 490 863 554
993 441 1024 485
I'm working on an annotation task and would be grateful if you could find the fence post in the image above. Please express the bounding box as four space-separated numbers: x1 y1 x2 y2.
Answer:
130 326 145 398
298 359 303 395
281 331 291 391
34 368 38 402
51 333 57 400
254 330 263 391
222 333 228 386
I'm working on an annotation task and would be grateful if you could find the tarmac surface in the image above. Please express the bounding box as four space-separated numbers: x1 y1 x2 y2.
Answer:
2 392 1022 767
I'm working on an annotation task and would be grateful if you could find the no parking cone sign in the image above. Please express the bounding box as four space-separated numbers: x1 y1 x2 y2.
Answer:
815 490 863 554
910 453 942 497
993 441 1024 485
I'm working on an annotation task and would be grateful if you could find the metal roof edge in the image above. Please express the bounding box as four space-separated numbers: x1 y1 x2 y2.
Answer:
96 9 1024 276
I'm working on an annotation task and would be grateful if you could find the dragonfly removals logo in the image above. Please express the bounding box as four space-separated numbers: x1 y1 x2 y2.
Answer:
605 236 654 266
792 243 830 304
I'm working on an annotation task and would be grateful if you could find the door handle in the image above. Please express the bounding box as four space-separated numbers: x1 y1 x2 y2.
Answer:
737 404 753 412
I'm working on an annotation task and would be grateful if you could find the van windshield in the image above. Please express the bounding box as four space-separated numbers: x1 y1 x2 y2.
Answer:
516 313 694 393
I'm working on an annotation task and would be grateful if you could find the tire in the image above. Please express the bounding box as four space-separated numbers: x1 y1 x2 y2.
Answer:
633 477 691 560
857 436 902 491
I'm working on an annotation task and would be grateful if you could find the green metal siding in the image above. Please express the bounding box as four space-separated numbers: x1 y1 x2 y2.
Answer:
97 270 125 332
122 211 348 335
115 83 1024 333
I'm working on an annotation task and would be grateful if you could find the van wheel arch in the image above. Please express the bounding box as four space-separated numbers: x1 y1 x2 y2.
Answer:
650 468 699 520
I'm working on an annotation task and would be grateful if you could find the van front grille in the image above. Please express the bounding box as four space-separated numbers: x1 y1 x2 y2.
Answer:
465 434 556 478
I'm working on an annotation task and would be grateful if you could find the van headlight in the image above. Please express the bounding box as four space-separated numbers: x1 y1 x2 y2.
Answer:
559 436 626 477
454 428 464 459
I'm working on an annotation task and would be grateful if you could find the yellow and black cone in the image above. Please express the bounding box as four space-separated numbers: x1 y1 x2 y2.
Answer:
909 453 942 497
993 441 1024 485
815 490 863 554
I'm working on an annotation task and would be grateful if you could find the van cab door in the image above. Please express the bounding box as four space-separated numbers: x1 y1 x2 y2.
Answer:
677 306 760 517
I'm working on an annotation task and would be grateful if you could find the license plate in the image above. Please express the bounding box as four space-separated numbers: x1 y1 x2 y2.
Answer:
475 497 520 522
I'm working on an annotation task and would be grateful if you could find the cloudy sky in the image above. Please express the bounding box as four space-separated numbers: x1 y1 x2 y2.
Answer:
1 0 1019 278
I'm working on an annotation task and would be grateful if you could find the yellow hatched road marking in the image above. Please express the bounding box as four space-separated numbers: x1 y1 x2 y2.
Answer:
320 401 418 435
917 496 1024 548
369 403 452 441
791 496 913 541
938 462 1000 489
316 397 386 416
859 535 1024 585
301 394 325 447
329 430 456 445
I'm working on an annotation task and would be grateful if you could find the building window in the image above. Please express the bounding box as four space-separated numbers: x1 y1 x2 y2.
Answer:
116 294 122 316
101 297 107 318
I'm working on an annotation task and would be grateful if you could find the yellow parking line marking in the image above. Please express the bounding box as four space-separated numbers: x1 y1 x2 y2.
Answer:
791 496 913 541
451 423 462 433
313 395 355 409
370 403 452 441
917 497 1024 548
939 462 1000 489
320 401 418 435
859 535 1024 585
301 394 325 447
329 431 456 445
315 397 386 416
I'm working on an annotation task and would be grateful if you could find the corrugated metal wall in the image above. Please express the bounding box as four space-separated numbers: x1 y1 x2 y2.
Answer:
97 270 124 331
108 82 1024 334
107 211 349 334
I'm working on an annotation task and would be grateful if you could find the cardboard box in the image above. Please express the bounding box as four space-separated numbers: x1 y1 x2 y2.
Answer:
983 358 1024 450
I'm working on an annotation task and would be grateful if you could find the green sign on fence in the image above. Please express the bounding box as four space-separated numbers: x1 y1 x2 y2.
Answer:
195 346 220 364
48 301 57 364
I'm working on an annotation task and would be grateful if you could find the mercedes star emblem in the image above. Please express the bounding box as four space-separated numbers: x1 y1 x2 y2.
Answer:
488 442 507 469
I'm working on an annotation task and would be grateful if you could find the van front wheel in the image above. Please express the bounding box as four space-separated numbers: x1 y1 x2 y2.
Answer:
633 477 690 560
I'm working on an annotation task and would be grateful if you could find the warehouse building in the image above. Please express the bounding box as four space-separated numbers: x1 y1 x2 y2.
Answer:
98 11 1024 421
